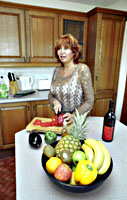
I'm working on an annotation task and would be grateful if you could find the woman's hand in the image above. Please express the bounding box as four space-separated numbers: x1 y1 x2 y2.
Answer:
63 113 74 124
53 99 62 114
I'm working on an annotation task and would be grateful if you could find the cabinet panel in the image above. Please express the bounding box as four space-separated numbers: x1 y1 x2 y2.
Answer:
87 11 125 116
26 11 58 62
0 7 26 62
96 16 122 93
59 14 87 62
31 100 54 119
0 102 31 149
92 98 115 117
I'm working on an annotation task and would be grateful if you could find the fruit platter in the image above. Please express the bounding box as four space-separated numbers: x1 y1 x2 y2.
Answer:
41 110 113 193
42 141 113 193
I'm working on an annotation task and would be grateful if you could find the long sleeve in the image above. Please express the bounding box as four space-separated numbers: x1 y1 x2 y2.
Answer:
48 68 57 110
77 64 94 114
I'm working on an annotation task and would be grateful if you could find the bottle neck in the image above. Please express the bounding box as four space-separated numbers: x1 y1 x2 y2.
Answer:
109 100 114 112
109 108 113 112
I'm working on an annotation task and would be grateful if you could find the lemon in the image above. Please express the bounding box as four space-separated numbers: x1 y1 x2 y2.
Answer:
46 157 62 174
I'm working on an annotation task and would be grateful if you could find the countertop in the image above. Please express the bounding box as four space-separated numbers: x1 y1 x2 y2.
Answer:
0 90 49 104
15 117 127 200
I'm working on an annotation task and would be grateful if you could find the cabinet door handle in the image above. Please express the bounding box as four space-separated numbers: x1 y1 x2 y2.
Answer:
33 105 36 110
29 57 31 62
23 57 26 62
96 76 98 81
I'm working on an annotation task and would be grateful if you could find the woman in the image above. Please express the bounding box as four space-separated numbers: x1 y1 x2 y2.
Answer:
48 34 94 124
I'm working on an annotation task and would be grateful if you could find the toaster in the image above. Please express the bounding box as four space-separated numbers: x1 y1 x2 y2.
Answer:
38 79 51 90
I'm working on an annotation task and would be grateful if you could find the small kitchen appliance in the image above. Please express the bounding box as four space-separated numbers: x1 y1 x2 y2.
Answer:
20 76 33 91
38 79 51 91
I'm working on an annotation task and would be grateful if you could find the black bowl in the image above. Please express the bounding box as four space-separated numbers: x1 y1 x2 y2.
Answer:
41 140 113 193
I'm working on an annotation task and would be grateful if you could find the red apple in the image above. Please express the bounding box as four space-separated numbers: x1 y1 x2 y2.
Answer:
54 163 72 182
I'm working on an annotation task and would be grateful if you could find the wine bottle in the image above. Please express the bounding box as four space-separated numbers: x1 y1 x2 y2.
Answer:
102 100 116 142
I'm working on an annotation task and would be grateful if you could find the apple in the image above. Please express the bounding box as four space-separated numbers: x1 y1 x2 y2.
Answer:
54 163 72 182
72 150 86 165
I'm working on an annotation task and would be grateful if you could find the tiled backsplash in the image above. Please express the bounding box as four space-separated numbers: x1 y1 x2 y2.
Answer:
0 66 55 89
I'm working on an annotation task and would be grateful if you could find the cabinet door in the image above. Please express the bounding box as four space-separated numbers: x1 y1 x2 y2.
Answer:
59 14 87 62
92 98 116 117
26 10 58 62
0 102 31 149
0 7 26 62
87 12 125 117
95 13 125 97
31 100 54 119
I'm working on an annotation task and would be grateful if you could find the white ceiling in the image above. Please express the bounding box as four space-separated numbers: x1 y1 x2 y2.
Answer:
60 0 118 7
57 0 127 11
1 0 127 12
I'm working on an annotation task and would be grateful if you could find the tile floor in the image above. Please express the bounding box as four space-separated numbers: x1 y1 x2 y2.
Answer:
0 156 16 200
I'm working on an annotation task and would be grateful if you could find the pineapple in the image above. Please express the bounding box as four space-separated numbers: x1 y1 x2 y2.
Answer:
55 109 88 157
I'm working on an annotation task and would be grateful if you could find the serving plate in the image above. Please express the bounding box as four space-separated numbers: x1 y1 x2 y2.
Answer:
41 141 113 193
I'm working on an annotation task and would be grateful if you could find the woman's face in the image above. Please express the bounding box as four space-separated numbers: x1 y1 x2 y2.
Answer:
57 46 74 64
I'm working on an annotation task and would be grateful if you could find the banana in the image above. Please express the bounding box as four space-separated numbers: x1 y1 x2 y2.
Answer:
81 143 94 162
85 138 104 170
97 141 111 175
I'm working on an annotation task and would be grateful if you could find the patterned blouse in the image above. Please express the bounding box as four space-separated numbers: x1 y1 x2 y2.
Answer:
48 63 94 115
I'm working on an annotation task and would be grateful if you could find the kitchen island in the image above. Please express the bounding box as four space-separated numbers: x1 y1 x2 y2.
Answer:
15 117 127 200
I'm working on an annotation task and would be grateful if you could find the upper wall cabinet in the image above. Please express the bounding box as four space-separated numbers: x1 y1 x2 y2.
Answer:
59 14 87 62
0 4 87 64
0 7 26 62
25 10 58 62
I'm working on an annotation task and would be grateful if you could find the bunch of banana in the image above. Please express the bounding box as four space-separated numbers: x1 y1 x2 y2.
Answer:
81 138 111 175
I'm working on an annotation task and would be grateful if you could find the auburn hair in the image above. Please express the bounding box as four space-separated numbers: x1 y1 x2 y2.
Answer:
55 34 82 64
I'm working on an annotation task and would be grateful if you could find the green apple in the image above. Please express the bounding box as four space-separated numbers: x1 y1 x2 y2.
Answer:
72 150 86 165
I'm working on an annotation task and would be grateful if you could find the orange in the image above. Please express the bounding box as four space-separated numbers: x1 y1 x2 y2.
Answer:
46 157 62 174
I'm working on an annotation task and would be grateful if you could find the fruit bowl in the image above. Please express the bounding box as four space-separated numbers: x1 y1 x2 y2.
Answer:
41 140 113 193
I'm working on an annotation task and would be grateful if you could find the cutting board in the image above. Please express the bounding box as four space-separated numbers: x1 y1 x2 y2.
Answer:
26 117 63 134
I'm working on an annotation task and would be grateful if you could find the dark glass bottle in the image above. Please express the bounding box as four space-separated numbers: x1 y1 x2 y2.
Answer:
102 100 116 142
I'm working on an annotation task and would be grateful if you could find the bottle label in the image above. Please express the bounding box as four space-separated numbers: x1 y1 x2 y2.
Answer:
103 126 113 141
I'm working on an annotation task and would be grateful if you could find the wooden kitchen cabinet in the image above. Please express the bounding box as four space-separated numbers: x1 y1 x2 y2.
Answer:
25 10 58 63
0 102 31 149
0 2 87 64
31 100 55 119
59 14 87 62
87 8 126 116
0 6 59 63
0 6 26 62
0 100 54 149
